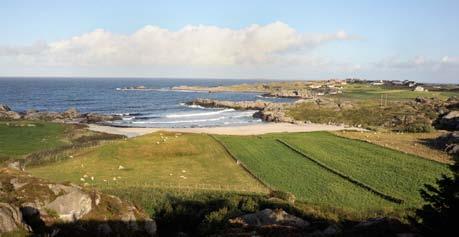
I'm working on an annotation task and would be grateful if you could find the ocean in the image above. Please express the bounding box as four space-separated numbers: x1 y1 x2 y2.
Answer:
0 78 292 128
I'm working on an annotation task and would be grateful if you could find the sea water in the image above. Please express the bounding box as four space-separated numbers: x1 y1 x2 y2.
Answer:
0 78 293 128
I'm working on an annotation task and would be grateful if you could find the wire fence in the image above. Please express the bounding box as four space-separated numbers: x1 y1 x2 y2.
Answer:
96 179 268 194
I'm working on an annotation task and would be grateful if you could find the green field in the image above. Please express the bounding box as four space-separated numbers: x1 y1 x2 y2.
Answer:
216 132 450 210
271 132 450 206
0 121 66 159
29 132 267 193
214 135 396 212
334 84 459 101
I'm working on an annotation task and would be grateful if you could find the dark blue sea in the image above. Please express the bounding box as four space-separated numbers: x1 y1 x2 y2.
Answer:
0 78 292 128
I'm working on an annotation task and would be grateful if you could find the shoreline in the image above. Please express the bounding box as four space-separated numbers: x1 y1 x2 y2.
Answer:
88 122 363 138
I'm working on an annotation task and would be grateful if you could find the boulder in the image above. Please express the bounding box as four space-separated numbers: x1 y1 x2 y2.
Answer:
0 104 21 120
0 203 31 233
45 188 92 222
0 104 12 112
254 110 295 123
82 113 122 123
429 132 459 156
7 161 24 171
438 111 459 130
229 208 309 229
62 107 80 119
0 168 156 236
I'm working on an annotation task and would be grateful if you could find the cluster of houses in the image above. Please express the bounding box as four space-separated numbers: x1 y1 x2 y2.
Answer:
344 78 427 92
307 79 346 96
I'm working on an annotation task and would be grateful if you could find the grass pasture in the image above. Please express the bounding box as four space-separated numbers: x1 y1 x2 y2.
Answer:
214 135 397 212
0 121 66 160
335 84 459 101
29 132 267 194
216 132 450 211
272 132 450 207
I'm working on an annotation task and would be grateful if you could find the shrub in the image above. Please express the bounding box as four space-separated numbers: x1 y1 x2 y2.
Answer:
399 123 433 133
239 197 259 213
270 190 296 204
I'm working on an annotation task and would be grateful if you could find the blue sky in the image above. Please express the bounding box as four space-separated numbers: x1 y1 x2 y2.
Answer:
1 0 458 82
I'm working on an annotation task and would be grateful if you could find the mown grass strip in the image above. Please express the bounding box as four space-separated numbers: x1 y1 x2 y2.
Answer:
274 132 451 206
215 135 397 211
276 139 404 204
209 134 273 191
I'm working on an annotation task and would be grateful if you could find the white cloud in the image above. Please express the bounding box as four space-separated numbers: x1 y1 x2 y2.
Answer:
441 56 459 65
374 56 459 70
0 22 355 67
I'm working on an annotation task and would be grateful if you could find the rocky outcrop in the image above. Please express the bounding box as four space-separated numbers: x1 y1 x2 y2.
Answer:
44 187 93 222
0 203 31 233
262 89 313 99
187 98 272 110
229 208 310 229
0 104 11 112
226 209 415 237
188 98 298 124
0 168 156 236
431 131 459 156
437 111 459 131
81 112 122 123
0 104 21 120
23 110 64 121
0 103 121 124
253 110 296 123
62 107 80 119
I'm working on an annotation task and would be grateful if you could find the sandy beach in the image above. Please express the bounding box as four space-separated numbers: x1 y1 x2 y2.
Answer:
88 122 361 138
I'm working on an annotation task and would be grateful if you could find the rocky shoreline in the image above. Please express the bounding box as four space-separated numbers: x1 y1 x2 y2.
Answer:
187 98 298 123
0 104 121 124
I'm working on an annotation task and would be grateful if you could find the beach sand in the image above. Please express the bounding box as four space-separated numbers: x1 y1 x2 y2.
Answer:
88 123 361 138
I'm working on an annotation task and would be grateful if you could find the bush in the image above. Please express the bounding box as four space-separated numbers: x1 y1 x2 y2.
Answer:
399 123 433 133
239 197 259 213
270 190 296 204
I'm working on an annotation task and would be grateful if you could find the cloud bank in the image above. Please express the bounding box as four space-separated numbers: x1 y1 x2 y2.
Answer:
374 56 459 71
0 22 355 67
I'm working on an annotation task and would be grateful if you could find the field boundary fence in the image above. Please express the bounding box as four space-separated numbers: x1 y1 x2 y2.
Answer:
100 180 267 194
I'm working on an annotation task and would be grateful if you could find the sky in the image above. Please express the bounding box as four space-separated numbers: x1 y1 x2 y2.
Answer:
1 0 458 82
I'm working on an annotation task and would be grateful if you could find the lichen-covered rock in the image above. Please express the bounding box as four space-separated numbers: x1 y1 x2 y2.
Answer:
0 203 31 233
229 208 309 229
0 104 21 120
0 168 156 236
45 188 92 222
62 107 80 119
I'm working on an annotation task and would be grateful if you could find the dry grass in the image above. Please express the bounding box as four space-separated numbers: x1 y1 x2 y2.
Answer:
333 130 452 164
29 132 268 194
